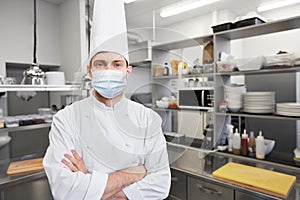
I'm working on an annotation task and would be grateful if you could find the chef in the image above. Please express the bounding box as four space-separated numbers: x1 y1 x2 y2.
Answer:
42 0 171 199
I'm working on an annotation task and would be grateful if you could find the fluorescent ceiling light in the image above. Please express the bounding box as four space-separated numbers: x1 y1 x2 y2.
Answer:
124 0 136 4
257 0 300 12
160 0 220 18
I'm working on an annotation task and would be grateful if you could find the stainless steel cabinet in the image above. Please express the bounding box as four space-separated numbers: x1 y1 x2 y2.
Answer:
0 177 53 200
187 176 234 200
168 169 187 200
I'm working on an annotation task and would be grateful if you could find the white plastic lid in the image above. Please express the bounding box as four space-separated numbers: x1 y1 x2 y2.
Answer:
242 129 248 138
257 131 264 139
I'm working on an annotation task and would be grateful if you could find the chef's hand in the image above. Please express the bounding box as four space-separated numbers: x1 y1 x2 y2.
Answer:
61 150 88 174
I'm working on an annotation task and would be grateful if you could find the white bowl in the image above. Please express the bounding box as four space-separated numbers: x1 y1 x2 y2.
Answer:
265 139 275 155
228 107 242 113
156 100 169 108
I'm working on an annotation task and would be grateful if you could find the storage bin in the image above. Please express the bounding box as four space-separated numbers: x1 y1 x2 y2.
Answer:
235 56 265 71
216 60 236 72
264 53 295 68
235 17 265 28
211 22 235 33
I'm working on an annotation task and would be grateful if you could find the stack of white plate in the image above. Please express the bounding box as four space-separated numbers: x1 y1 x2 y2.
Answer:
224 85 246 112
244 92 275 114
277 103 300 117
45 71 65 85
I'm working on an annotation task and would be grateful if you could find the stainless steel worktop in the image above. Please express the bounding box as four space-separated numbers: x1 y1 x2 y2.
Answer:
0 159 46 190
168 144 300 200
0 146 300 199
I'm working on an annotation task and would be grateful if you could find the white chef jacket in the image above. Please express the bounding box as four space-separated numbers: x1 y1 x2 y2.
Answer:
43 95 171 200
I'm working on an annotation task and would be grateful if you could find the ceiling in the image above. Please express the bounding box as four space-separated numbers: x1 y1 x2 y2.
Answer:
124 0 271 28
42 0 294 28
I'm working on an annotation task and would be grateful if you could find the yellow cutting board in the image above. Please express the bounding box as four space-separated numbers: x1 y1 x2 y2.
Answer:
7 158 44 175
212 162 296 199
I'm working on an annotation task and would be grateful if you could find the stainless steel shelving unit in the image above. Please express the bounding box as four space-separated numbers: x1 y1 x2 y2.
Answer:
0 123 51 134
0 85 81 92
218 66 300 76
215 112 300 121
213 15 300 168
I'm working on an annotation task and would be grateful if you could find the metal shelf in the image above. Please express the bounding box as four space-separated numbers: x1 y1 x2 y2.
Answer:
0 123 51 133
130 60 151 68
152 75 178 80
153 107 211 112
217 66 300 76
152 34 213 51
215 15 300 40
182 73 214 78
215 112 300 121
0 85 81 92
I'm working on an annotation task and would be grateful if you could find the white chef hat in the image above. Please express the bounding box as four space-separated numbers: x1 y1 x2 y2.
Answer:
89 0 129 62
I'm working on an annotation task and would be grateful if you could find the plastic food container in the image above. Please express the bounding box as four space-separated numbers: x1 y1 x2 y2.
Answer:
211 22 235 33
5 117 19 128
264 53 295 68
45 71 65 85
216 60 237 72
38 108 52 116
203 63 214 73
234 17 265 28
235 56 265 71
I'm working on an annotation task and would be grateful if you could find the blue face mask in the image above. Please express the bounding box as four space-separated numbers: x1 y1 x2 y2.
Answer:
91 70 127 98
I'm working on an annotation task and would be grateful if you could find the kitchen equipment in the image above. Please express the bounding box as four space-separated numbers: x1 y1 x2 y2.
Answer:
4 77 17 85
243 92 275 114
234 17 265 28
211 22 235 33
164 131 185 143
156 100 169 108
21 64 45 85
235 56 265 71
264 53 295 68
212 162 296 198
224 84 246 113
178 88 214 110
265 139 275 155
276 102 300 117
216 60 236 72
38 108 51 115
45 71 65 85
0 135 11 148
7 158 44 175
5 117 19 128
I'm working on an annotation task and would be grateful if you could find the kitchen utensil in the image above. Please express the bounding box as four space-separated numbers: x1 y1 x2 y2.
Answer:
0 135 11 148
7 158 44 175
21 64 45 85
213 162 296 198
4 77 17 85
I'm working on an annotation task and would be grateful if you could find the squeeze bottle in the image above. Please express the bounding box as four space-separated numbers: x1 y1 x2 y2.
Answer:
227 124 234 152
232 128 241 155
241 129 248 156
256 131 265 159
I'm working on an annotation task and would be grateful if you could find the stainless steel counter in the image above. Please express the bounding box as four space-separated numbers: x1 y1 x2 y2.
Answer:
168 144 300 200
0 159 46 190
0 146 300 199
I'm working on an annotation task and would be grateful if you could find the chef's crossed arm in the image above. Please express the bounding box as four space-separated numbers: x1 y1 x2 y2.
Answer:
62 150 146 200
